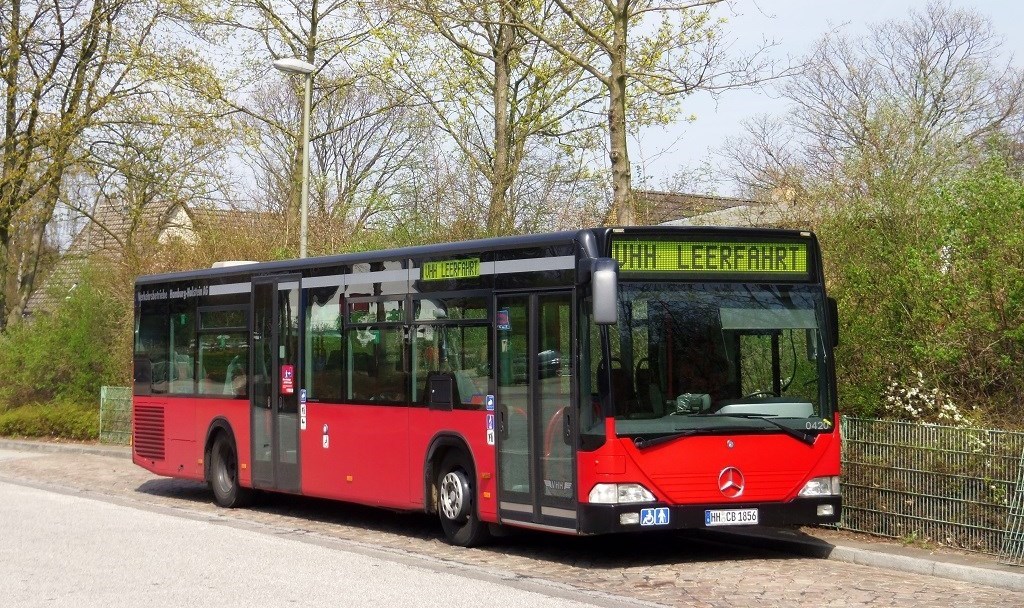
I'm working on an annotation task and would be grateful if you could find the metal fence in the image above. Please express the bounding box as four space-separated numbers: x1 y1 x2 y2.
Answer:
1003 450 1024 565
840 417 1024 561
99 386 131 445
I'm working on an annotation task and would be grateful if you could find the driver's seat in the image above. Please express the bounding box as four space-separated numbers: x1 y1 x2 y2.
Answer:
635 367 665 416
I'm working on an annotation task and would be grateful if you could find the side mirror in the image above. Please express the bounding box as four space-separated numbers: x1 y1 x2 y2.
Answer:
827 297 839 348
592 258 618 325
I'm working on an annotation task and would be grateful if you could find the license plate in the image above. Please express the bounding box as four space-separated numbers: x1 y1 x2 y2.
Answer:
704 508 759 527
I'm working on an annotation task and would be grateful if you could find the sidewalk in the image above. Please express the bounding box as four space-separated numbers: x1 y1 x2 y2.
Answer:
704 526 1024 593
2 437 1023 593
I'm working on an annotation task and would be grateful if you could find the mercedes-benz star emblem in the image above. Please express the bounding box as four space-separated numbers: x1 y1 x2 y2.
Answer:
718 467 745 498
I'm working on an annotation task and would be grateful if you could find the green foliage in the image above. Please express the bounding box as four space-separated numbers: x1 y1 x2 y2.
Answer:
0 267 125 407
821 153 1024 424
0 401 99 441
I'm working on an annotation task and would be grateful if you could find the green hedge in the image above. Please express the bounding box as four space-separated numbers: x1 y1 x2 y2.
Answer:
0 401 99 440
821 154 1024 424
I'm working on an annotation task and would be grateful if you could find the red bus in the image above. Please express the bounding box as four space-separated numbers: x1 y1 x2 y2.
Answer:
132 227 841 546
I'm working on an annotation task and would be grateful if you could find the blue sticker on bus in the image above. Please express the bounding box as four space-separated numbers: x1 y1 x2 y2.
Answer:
486 414 494 430
640 507 670 526
497 308 511 331
485 395 495 411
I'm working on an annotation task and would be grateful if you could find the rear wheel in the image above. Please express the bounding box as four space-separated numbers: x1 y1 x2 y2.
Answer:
209 433 253 508
437 452 490 547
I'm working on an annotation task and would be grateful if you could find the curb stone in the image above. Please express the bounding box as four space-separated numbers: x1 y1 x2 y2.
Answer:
828 544 1024 593
703 527 1024 593
0 438 130 459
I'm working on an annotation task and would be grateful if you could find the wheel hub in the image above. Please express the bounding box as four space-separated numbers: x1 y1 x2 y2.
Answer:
440 471 467 521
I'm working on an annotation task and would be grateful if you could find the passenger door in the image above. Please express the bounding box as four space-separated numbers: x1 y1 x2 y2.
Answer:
495 291 576 531
250 275 301 493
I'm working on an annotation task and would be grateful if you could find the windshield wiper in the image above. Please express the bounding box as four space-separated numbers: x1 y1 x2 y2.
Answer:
686 413 817 446
632 415 818 450
633 429 704 450
717 413 817 445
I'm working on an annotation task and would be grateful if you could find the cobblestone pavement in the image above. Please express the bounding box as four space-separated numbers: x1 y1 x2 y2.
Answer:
1 450 1021 607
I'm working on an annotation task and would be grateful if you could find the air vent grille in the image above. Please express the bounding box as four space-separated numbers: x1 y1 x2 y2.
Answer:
134 404 165 460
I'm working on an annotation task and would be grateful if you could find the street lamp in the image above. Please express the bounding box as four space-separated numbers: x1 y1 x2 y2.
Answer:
273 57 315 258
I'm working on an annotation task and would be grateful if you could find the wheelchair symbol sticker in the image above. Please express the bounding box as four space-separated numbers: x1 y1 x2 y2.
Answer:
640 507 670 526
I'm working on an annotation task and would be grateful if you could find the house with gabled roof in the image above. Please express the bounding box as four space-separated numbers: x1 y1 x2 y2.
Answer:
635 188 799 228
23 201 259 319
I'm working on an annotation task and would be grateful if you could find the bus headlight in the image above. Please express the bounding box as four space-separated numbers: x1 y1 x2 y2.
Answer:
588 483 656 504
799 476 841 497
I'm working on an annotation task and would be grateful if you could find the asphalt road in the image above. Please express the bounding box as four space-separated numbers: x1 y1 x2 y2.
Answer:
0 450 608 608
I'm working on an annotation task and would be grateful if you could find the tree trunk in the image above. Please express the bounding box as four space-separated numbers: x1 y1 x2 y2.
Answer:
7 183 59 327
0 238 9 331
607 2 633 226
488 12 515 236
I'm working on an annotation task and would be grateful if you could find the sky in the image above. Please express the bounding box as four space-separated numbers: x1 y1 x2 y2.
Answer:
633 0 1024 195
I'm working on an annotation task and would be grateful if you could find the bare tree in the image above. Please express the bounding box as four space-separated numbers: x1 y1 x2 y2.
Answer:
239 83 301 216
726 1 1024 203
202 0 394 247
379 0 602 235
507 0 783 225
241 76 425 253
718 114 807 201
504 138 605 231
311 80 422 232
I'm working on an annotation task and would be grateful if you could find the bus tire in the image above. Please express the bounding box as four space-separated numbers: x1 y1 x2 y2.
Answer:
436 452 490 547
209 433 252 508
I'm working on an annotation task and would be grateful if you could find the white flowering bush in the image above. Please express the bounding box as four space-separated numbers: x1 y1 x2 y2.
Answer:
881 371 974 426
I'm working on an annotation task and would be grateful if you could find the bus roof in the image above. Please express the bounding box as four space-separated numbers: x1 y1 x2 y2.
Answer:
135 225 816 286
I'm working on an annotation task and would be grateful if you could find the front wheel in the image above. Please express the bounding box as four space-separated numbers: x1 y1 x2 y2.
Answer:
436 452 490 547
209 433 253 508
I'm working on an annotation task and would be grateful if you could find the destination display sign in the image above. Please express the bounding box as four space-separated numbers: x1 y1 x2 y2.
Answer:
136 285 209 303
421 258 481 281
611 239 809 276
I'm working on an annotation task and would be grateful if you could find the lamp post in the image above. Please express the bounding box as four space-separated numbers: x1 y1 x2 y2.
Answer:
273 57 315 258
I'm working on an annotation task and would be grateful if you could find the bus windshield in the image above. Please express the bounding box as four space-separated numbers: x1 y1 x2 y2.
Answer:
603 282 834 440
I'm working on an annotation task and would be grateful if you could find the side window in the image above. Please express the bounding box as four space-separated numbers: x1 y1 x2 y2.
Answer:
197 308 248 398
168 300 196 394
452 325 490 404
346 300 407 404
412 325 439 403
412 297 489 406
412 324 489 405
135 300 168 395
305 287 343 402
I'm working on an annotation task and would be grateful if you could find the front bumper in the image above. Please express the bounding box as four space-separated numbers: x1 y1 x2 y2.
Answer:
578 496 841 535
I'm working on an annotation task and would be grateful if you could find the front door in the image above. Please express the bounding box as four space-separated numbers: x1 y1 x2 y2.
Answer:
496 291 577 531
250 275 301 493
